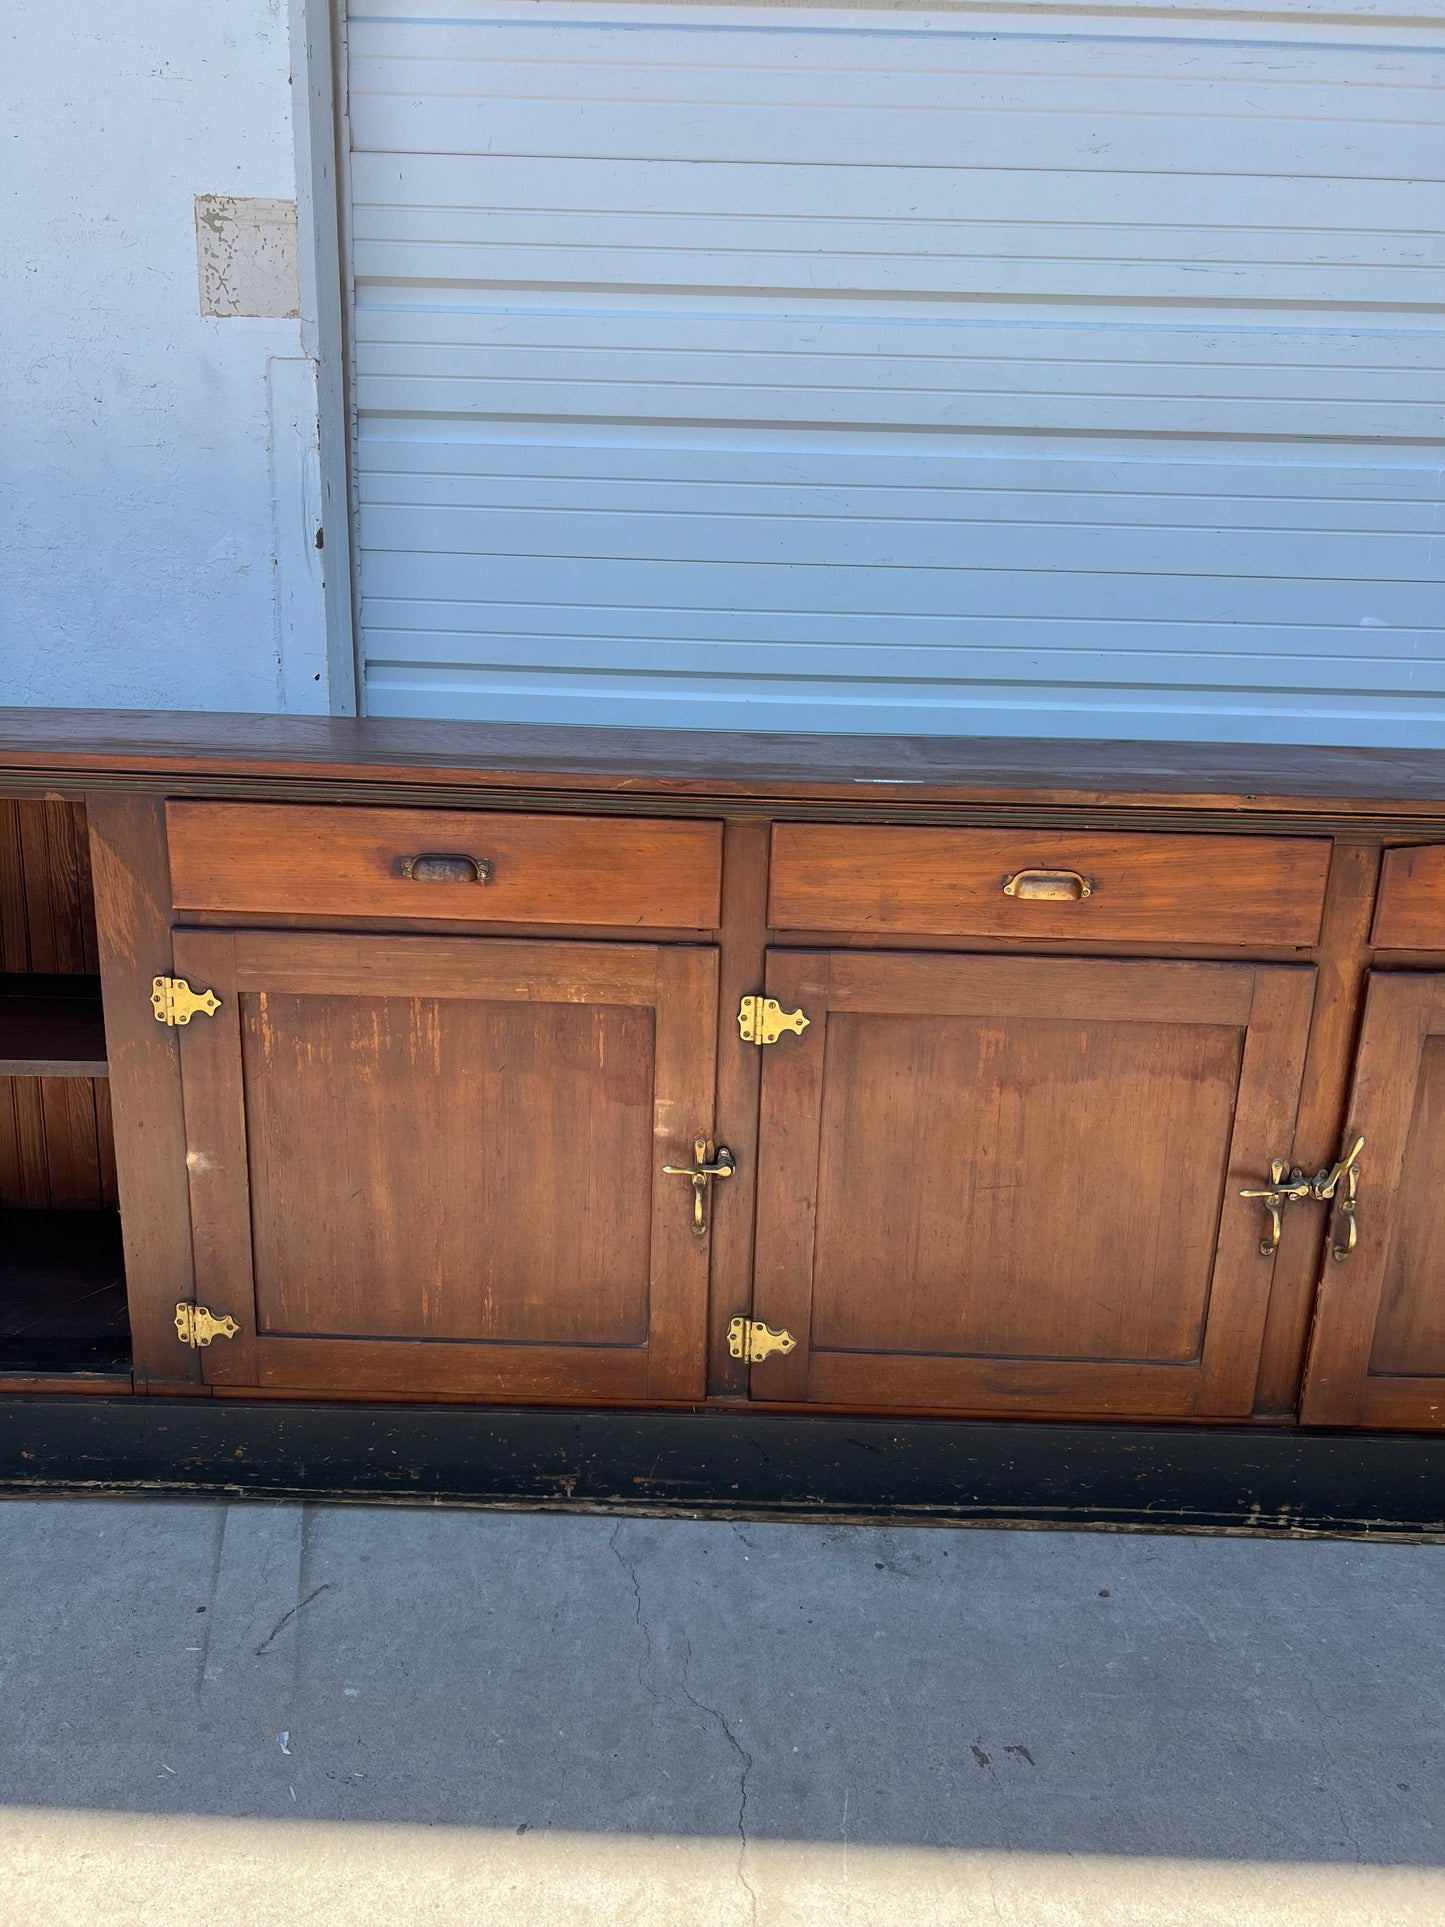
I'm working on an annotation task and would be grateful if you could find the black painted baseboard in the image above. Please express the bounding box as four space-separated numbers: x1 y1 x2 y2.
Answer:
0 1399 1442 1537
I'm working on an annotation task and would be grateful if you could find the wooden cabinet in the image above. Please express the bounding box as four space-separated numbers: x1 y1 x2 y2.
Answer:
168 927 719 1400
14 711 1445 1463
1303 972 1445 1431
750 949 1316 1419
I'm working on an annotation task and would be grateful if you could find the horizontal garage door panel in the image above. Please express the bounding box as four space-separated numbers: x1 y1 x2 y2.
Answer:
348 1 1445 743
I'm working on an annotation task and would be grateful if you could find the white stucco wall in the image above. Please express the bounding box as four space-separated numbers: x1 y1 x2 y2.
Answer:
2 0 332 713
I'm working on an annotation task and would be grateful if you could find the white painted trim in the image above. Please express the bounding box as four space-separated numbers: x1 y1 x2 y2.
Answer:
290 0 359 715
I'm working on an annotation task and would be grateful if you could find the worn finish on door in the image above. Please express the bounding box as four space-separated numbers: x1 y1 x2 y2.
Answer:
750 950 1315 1419
1303 973 1445 1432
170 929 718 1400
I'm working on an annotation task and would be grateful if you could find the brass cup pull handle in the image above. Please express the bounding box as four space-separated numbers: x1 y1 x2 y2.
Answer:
399 852 493 884
663 1137 734 1236
1003 869 1093 902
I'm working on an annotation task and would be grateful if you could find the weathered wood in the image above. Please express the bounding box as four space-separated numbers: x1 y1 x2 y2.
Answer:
85 793 201 1392
1 1399 1442 1538
1254 839 1380 1416
0 979 107 1077
707 817 770 1395
1302 972 1445 1431
1 706 1445 815
770 824 1332 946
171 928 718 1403
751 950 1315 1420
1372 845 1445 949
167 800 724 929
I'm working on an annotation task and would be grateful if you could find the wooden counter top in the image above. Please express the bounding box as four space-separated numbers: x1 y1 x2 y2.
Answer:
3 706 1445 817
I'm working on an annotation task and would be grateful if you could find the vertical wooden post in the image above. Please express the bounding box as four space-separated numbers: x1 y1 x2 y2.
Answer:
86 793 204 1392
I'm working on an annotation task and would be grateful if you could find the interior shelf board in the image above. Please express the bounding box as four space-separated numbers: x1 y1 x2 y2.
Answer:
0 1208 131 1377
0 976 108 1078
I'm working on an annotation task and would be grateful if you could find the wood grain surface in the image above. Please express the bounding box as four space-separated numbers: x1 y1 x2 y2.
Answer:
1372 845 1445 948
170 929 719 1402
3 706 1445 813
1303 972 1445 1431
769 823 1331 946
167 801 723 928
751 949 1315 1420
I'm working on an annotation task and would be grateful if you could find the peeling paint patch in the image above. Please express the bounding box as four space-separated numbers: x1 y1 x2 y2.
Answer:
195 195 299 318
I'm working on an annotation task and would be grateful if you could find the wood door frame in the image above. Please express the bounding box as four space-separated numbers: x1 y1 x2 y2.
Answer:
1302 970 1445 1431
751 948 1317 1420
171 928 719 1401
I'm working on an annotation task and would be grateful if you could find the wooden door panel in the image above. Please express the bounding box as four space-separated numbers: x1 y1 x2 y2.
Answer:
244 995 655 1345
810 1010 1241 1363
1302 973 1445 1430
171 930 718 1401
1371 1035 1445 1376
753 949 1315 1420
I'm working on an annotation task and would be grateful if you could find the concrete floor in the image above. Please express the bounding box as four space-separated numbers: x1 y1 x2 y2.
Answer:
0 1501 1441 1925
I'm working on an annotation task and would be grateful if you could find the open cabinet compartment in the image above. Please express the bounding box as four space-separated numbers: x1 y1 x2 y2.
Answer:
0 800 129 1382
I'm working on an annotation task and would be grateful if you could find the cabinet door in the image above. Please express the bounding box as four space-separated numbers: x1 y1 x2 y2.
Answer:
170 930 718 1401
1303 972 1445 1431
751 950 1315 1419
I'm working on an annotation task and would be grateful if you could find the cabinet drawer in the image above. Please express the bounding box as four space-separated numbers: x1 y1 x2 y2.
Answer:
1372 846 1445 949
166 803 723 928
769 824 1330 945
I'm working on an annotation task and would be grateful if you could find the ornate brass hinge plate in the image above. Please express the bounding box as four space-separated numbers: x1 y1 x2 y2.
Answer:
738 996 810 1047
152 976 222 1027
174 1302 240 1348
728 1316 796 1364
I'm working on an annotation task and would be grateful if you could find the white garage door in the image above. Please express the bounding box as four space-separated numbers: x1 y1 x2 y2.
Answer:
345 0 1445 744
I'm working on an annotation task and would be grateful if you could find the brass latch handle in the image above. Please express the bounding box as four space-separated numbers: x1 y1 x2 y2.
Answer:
1318 1136 1364 1262
663 1137 734 1236
1314 1135 1364 1202
1239 1160 1314 1257
1240 1137 1364 1260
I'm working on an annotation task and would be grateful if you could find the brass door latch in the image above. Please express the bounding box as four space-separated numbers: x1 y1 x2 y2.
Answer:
738 996 810 1047
663 1138 734 1235
152 976 222 1026
728 1317 796 1364
174 1302 240 1348
1241 1136 1364 1260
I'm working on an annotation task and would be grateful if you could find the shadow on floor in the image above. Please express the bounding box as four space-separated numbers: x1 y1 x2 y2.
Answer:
0 1499 1440 1866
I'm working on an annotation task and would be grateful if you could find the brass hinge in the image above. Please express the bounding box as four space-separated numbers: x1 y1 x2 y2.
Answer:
738 995 810 1048
728 1316 796 1364
174 1302 240 1348
152 976 222 1027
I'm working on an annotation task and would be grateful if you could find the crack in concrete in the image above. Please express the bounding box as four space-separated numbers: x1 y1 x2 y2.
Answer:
609 1522 660 1703
681 1633 758 1927
609 1524 756 1924
254 1582 333 1656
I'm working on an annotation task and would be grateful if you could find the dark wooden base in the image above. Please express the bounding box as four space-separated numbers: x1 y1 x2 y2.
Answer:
0 1399 1441 1538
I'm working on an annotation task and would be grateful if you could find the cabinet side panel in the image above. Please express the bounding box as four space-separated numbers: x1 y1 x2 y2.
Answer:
86 795 202 1390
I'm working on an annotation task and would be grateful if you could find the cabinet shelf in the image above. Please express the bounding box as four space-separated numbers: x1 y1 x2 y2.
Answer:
0 1209 130 1377
0 976 107 1078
